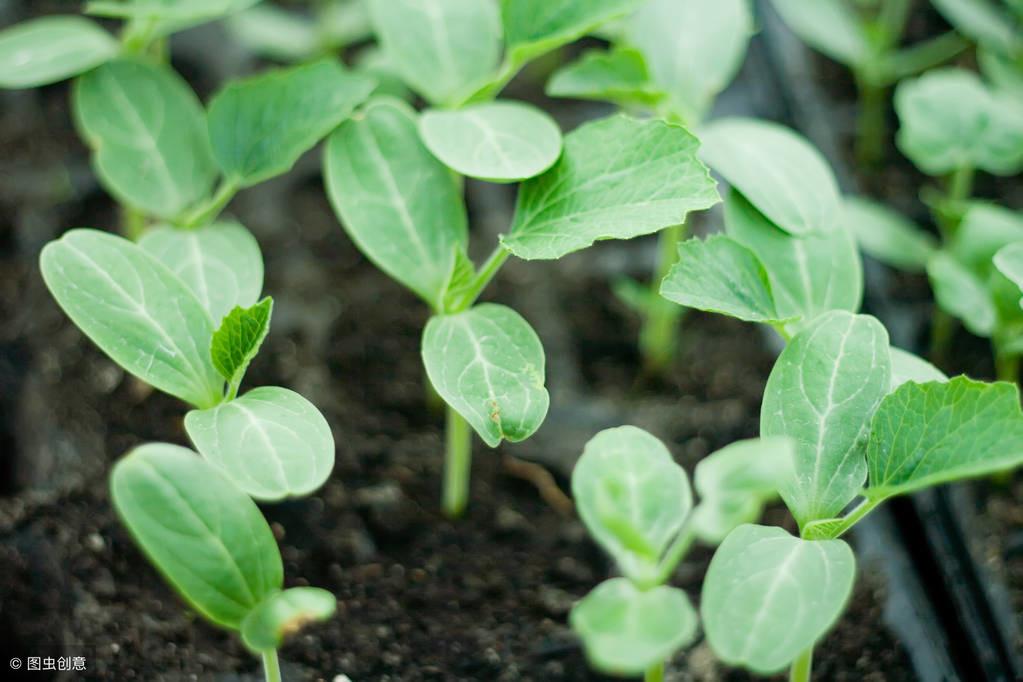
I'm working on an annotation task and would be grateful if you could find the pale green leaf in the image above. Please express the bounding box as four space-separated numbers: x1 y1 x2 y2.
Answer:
761 311 891 527
890 346 948 391
867 377 1023 498
980 48 1023 101
570 578 697 676
545 46 664 107
995 241 1023 302
367 0 501 105
501 0 640 61
927 252 997 337
351 46 414 101
0 16 117 89
572 426 691 581
40 229 222 408
949 202 1023 272
73 59 217 219
419 101 562 182
844 197 937 272
210 297 272 387
185 386 335 501
502 114 718 260
771 0 871 67
208 59 375 186
225 5 320 62
325 98 467 309
110 443 282 630
139 221 263 324
931 0 1022 58
702 524 856 674
241 587 336 653
86 0 261 36
701 118 842 236
422 304 548 447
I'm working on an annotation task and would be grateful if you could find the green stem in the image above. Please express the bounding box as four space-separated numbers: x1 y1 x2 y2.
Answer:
640 222 688 372
262 650 282 682
651 524 695 586
855 77 887 168
817 496 883 540
181 179 239 229
994 345 1020 383
929 308 955 369
121 204 147 241
442 405 473 518
789 647 814 682
457 245 511 311
936 165 974 238
644 661 665 682
947 164 975 205
464 53 527 105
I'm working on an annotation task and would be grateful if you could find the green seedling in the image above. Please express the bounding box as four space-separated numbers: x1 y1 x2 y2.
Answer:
772 0 968 165
569 426 793 681
325 0 720 517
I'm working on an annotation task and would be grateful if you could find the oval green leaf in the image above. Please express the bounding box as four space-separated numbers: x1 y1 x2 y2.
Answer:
111 443 283 630
422 303 548 447
844 197 937 273
241 587 336 653
0 16 117 89
926 252 997 337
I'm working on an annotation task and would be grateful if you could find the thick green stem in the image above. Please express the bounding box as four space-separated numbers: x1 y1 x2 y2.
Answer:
262 650 282 682
855 77 887 168
789 647 814 682
640 222 687 372
948 165 975 205
181 179 239 229
443 406 472 518
644 661 665 682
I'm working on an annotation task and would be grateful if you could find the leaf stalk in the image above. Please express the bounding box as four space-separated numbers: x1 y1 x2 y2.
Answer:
442 405 473 518
262 650 282 682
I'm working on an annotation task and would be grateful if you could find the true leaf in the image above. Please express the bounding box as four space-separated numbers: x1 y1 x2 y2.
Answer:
419 101 562 182
241 587 336 653
844 197 937 272
660 235 789 325
501 0 640 62
367 0 501 105
422 303 548 447
761 311 891 527
139 221 263 324
926 252 997 337
208 59 375 187
572 426 692 581
890 347 948 391
0 16 117 89
210 297 273 388
771 0 871 67
40 229 222 408
866 377 1023 499
185 386 335 501
110 443 283 629
325 97 468 309
545 46 664 107
73 59 217 219
570 578 698 676
700 118 842 236
502 114 719 260
701 524 856 674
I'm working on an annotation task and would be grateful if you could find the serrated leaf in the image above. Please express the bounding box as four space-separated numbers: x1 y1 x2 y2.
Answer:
570 578 698 676
546 46 664 107
185 386 335 500
502 114 718 260
844 197 937 272
501 0 640 61
422 303 548 447
139 222 263 324
761 311 891 527
660 235 789 324
0 16 117 89
210 297 272 388
572 426 691 581
702 524 856 674
40 229 222 408
110 443 282 630
208 59 374 187
771 0 871 67
927 252 997 337
419 101 562 182
690 436 795 544
367 0 501 105
628 0 752 121
866 377 1023 498
701 118 841 236
73 59 217 219
325 97 468 309
241 587 336 653
890 346 948 391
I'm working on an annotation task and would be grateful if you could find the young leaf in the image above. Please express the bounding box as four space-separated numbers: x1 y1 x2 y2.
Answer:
73 59 217 219
208 59 375 187
659 235 790 325
0 16 117 89
890 347 948 391
930 0 1021 58
366 0 501 105
949 203 1023 272
926 252 997 337
761 311 891 527
725 190 863 327
40 229 222 408
700 118 842 236
545 46 664 107
690 436 795 544
844 197 937 273
139 221 263 324
771 0 871 68
210 297 273 388
324 97 468 309
88 0 262 37
502 115 718 260
627 0 753 121
502 0 639 61
866 377 1023 499
185 386 335 501
701 524 856 674
241 587 336 653
572 426 692 581
422 304 549 447
995 241 1023 302
224 4 320 63
110 443 283 629
570 578 698 676
419 101 562 182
